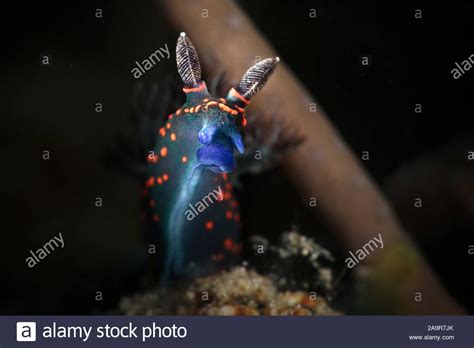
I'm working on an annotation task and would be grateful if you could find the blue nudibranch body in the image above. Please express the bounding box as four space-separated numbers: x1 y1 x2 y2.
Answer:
144 32 278 282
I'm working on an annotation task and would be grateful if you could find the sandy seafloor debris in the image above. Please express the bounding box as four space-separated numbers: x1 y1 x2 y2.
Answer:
119 231 340 316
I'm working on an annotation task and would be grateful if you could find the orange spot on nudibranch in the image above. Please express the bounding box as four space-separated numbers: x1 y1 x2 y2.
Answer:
184 108 189 113
242 117 248 127
176 109 182 116
157 177 163 185
168 114 173 120
145 177 155 187
159 127 166 137
205 220 214 230
206 101 218 108
225 210 233 220
170 133 177 141
181 156 188 163
234 213 241 222
162 173 169 181
147 154 158 163
166 123 171 129
195 104 202 112
203 98 209 102
224 191 232 200
218 103 236 114
230 200 238 208
219 98 226 103
224 238 234 251
160 147 168 157
235 105 245 113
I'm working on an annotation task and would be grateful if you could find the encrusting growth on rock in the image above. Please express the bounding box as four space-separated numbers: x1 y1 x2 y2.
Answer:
119 231 338 315
119 267 338 316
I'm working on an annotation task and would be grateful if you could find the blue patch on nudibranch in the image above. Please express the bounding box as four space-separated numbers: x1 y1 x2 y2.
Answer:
197 140 235 173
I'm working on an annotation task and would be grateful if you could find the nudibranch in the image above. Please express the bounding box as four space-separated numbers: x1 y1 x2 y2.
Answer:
144 32 279 282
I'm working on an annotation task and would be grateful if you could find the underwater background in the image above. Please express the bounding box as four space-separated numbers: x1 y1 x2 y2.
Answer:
2 0 473 314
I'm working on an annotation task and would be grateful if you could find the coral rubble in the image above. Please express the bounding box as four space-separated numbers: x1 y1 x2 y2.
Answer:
120 267 338 316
